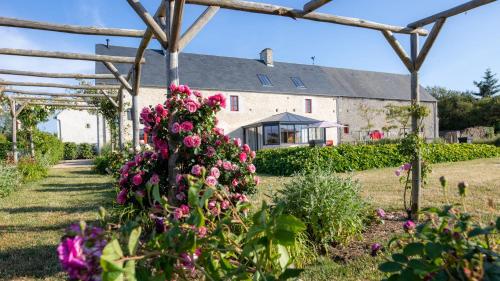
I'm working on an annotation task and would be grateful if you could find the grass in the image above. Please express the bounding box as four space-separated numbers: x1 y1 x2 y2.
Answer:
0 166 114 280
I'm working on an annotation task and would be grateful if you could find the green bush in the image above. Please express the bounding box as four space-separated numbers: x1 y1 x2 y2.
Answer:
0 133 7 142
17 156 48 183
274 170 367 246
0 141 11 160
64 142 78 160
32 131 64 165
77 143 95 159
94 150 131 177
255 143 500 176
0 162 21 198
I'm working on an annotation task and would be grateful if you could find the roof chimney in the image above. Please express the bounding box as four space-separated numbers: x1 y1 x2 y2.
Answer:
260 48 273 67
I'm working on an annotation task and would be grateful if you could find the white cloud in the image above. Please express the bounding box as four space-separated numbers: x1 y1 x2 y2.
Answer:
76 0 105 27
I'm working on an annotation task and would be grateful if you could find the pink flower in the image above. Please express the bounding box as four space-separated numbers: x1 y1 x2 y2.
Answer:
197 226 207 238
57 236 86 274
173 208 183 220
250 151 256 159
169 83 178 93
176 192 186 201
140 107 152 123
222 161 232 171
184 99 199 113
180 204 190 215
191 164 202 176
242 144 251 153
183 135 201 148
213 127 224 135
180 121 194 132
254 176 261 185
216 159 223 167
178 84 191 95
239 152 247 163
208 200 217 209
376 208 386 218
402 163 412 171
205 146 216 158
403 220 416 232
205 176 218 187
395 169 401 177
132 174 143 186
221 200 230 210
119 177 128 187
207 93 226 108
160 148 169 159
247 164 256 173
371 243 382 256
232 178 239 187
233 138 242 147
135 190 145 198
171 122 181 133
176 174 183 184
223 135 230 144
149 174 160 185
155 104 167 117
193 91 202 98
210 167 220 179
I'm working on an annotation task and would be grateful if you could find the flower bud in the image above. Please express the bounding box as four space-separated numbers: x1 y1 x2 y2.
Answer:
403 220 416 232
458 181 468 197
371 243 382 256
439 176 447 188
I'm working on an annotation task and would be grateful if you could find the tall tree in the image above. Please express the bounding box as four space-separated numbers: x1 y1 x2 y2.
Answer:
473 68 500 98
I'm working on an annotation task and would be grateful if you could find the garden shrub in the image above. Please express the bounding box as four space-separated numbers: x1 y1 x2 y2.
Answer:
17 156 48 182
274 169 368 246
77 143 95 159
60 85 305 281
0 162 21 197
32 130 64 165
0 141 10 160
63 142 78 160
255 143 500 176
93 149 133 177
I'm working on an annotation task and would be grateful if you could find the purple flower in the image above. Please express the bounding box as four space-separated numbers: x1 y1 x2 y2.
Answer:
403 220 416 232
116 188 128 205
171 122 181 134
132 174 143 186
191 164 202 176
149 173 160 185
371 243 382 256
402 163 412 171
376 208 386 218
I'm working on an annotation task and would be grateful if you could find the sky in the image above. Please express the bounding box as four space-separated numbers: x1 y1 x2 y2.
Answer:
0 0 499 132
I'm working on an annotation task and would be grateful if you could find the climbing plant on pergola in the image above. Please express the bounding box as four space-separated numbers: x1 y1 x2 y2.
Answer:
0 0 496 219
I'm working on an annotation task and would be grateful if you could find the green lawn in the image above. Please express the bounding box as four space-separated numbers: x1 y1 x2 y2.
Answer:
0 166 114 280
0 158 498 280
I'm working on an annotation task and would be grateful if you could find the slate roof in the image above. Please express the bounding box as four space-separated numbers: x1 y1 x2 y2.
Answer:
243 112 321 128
95 44 436 102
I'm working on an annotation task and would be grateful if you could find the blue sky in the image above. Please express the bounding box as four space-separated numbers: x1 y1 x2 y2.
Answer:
0 0 499 132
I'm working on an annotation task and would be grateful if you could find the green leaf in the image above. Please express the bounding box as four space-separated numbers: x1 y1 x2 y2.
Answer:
102 270 124 281
378 262 403 273
273 230 296 246
152 184 161 204
392 253 408 264
424 242 443 259
408 259 433 271
279 269 303 280
277 244 290 270
403 243 424 257
123 260 136 281
188 185 199 207
101 240 124 274
127 227 141 256
275 215 306 233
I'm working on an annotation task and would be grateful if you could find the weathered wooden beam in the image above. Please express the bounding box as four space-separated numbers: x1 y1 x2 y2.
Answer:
27 102 97 108
381 30 414 72
127 0 169 49
170 0 187 51
410 33 421 220
0 80 121 90
102 61 133 93
186 0 428 35
408 0 496 28
15 102 27 117
415 18 446 71
3 89 117 98
0 48 144 64
0 16 147 37
303 0 331 14
179 6 219 51
99 90 119 108
0 68 115 79
9 99 18 163
10 96 87 102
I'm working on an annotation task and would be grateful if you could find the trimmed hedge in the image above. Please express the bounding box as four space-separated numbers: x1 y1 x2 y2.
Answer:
64 142 78 160
254 143 500 176
77 143 96 159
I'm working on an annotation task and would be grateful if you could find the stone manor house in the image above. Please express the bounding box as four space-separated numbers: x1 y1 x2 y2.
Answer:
56 44 438 151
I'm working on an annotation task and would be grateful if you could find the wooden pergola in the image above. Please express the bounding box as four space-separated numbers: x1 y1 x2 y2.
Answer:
0 0 496 218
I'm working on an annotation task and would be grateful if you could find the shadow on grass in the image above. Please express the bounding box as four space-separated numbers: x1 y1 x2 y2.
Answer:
38 182 112 192
69 169 100 176
0 244 62 279
1 205 98 214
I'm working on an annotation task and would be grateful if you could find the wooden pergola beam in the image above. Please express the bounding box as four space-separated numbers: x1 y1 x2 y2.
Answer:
0 80 121 90
303 0 331 14
127 0 169 49
414 18 446 71
0 48 144 64
99 90 119 108
179 6 220 51
381 30 414 72
0 16 147 37
102 62 133 93
408 0 496 28
0 69 115 79
10 96 86 102
3 89 117 98
170 0 187 51
186 0 428 35
27 102 98 109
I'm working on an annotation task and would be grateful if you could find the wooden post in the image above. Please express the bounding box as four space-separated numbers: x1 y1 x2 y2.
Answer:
96 113 101 155
29 128 35 158
10 99 18 163
410 33 421 220
118 90 125 149
132 65 142 151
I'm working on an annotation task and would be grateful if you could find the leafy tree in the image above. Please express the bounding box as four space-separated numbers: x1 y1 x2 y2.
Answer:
383 104 412 137
473 68 499 98
358 102 382 132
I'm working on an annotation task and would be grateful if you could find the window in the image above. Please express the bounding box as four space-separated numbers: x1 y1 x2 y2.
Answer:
85 123 91 129
280 125 295 144
343 125 350 134
264 125 279 145
308 127 325 141
257 74 273 87
305 99 312 113
291 77 306 88
230 95 239 111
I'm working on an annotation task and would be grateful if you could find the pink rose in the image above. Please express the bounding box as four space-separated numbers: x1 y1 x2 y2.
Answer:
395 169 401 177
207 93 226 108
247 164 256 173
213 127 224 135
208 200 217 209
176 174 183 184
205 176 218 187
221 200 230 210
184 99 199 113
180 204 190 215
149 173 160 185
205 146 216 157
180 121 193 132
191 164 202 176
250 151 256 159
239 152 247 163
210 167 220 179
155 104 167 117
132 174 143 186
242 144 251 153
169 83 178 92
57 236 86 272
197 226 207 238
183 135 201 148
233 138 242 147
222 161 232 171
140 107 152 123
402 163 412 171
254 176 261 185
116 188 128 204
223 135 230 143
119 177 128 187
216 159 223 167
232 178 239 187
193 91 202 98
171 122 181 133
403 220 416 232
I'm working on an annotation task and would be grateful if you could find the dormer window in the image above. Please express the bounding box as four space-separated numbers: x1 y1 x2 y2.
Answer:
257 74 273 87
291 77 306 88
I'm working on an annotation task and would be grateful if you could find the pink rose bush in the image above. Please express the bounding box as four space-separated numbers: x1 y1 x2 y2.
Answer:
60 85 304 281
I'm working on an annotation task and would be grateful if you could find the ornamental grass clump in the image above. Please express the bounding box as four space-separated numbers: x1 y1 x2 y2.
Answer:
274 169 368 247
59 85 305 281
